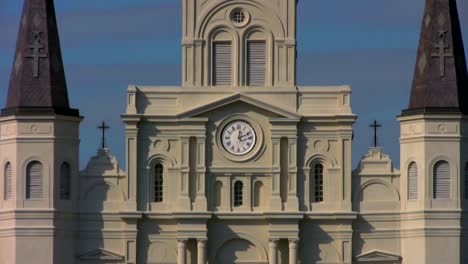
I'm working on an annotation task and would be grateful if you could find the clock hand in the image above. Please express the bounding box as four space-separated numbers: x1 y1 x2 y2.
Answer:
237 131 243 140
239 134 251 141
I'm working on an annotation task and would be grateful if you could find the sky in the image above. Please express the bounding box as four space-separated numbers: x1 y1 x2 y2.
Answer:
0 0 467 170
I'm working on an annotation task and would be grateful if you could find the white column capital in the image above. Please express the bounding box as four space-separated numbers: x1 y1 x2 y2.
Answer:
268 239 279 264
197 239 207 264
178 240 187 264
288 239 299 264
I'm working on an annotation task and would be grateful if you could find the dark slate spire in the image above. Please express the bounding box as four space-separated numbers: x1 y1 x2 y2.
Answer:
1 0 79 117
404 0 468 115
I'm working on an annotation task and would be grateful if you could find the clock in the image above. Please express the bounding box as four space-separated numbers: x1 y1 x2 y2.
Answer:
222 120 256 156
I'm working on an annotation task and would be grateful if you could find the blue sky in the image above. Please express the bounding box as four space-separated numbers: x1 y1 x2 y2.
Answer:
1 0 467 169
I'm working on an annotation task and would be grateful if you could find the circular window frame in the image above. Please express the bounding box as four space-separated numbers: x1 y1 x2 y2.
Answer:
216 115 264 163
230 8 250 28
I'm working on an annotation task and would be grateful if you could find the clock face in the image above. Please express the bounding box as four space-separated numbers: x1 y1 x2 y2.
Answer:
222 120 256 156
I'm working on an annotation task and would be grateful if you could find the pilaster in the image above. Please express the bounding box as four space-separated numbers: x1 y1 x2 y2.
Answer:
193 135 207 211
270 137 282 211
177 136 191 211
286 135 299 211
122 115 141 211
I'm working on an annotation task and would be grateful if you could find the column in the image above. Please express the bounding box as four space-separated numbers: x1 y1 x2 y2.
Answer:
269 239 278 264
197 239 207 264
178 240 187 264
289 239 298 264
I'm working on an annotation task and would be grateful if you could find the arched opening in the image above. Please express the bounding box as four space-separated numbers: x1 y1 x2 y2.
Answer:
60 162 71 200
233 181 243 207
408 162 418 200
212 30 233 86
246 31 267 86
154 163 164 203
433 161 450 199
4 162 12 200
26 161 43 199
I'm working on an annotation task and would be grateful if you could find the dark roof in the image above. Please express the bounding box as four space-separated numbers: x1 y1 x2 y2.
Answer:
2 0 79 117
404 0 468 115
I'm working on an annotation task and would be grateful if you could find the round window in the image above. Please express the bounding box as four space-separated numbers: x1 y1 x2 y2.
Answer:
230 8 250 27
233 11 246 23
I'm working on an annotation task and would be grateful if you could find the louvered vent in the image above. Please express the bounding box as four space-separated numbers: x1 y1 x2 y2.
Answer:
408 162 418 200
247 41 266 86
213 42 232 86
4 162 12 200
26 161 43 199
434 161 450 199
60 163 71 200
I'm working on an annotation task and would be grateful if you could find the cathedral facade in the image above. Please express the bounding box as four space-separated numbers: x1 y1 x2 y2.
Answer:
0 0 468 263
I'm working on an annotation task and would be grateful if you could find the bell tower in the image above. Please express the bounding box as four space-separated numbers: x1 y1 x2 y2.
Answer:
398 0 468 263
0 0 81 263
181 0 297 88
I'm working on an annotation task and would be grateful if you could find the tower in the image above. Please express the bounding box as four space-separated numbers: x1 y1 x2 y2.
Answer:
398 0 468 263
0 0 81 263
123 0 355 263
181 0 297 88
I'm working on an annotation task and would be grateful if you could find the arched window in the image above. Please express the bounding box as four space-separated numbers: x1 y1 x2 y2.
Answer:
247 31 266 86
408 162 418 200
233 181 243 207
465 163 468 200
312 164 324 203
253 181 264 208
434 161 450 199
4 162 12 200
60 163 71 200
154 163 164 203
26 161 43 199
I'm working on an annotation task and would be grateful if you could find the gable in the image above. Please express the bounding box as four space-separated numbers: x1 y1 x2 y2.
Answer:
355 250 402 263
78 249 125 261
177 93 300 120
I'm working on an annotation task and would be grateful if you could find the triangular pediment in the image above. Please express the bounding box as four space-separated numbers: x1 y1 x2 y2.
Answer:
355 250 402 262
78 248 125 261
178 93 300 119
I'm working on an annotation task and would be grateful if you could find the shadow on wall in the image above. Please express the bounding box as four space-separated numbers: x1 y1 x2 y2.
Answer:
209 224 268 264
299 221 340 263
77 148 127 262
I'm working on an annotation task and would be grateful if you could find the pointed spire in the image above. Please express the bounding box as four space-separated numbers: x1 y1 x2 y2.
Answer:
1 0 79 117
404 0 468 115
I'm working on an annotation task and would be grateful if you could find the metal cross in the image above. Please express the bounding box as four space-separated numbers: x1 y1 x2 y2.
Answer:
25 31 48 78
369 120 382 147
98 121 110 149
431 31 453 77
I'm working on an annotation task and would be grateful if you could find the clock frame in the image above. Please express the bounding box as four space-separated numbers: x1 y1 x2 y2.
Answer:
216 115 265 162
